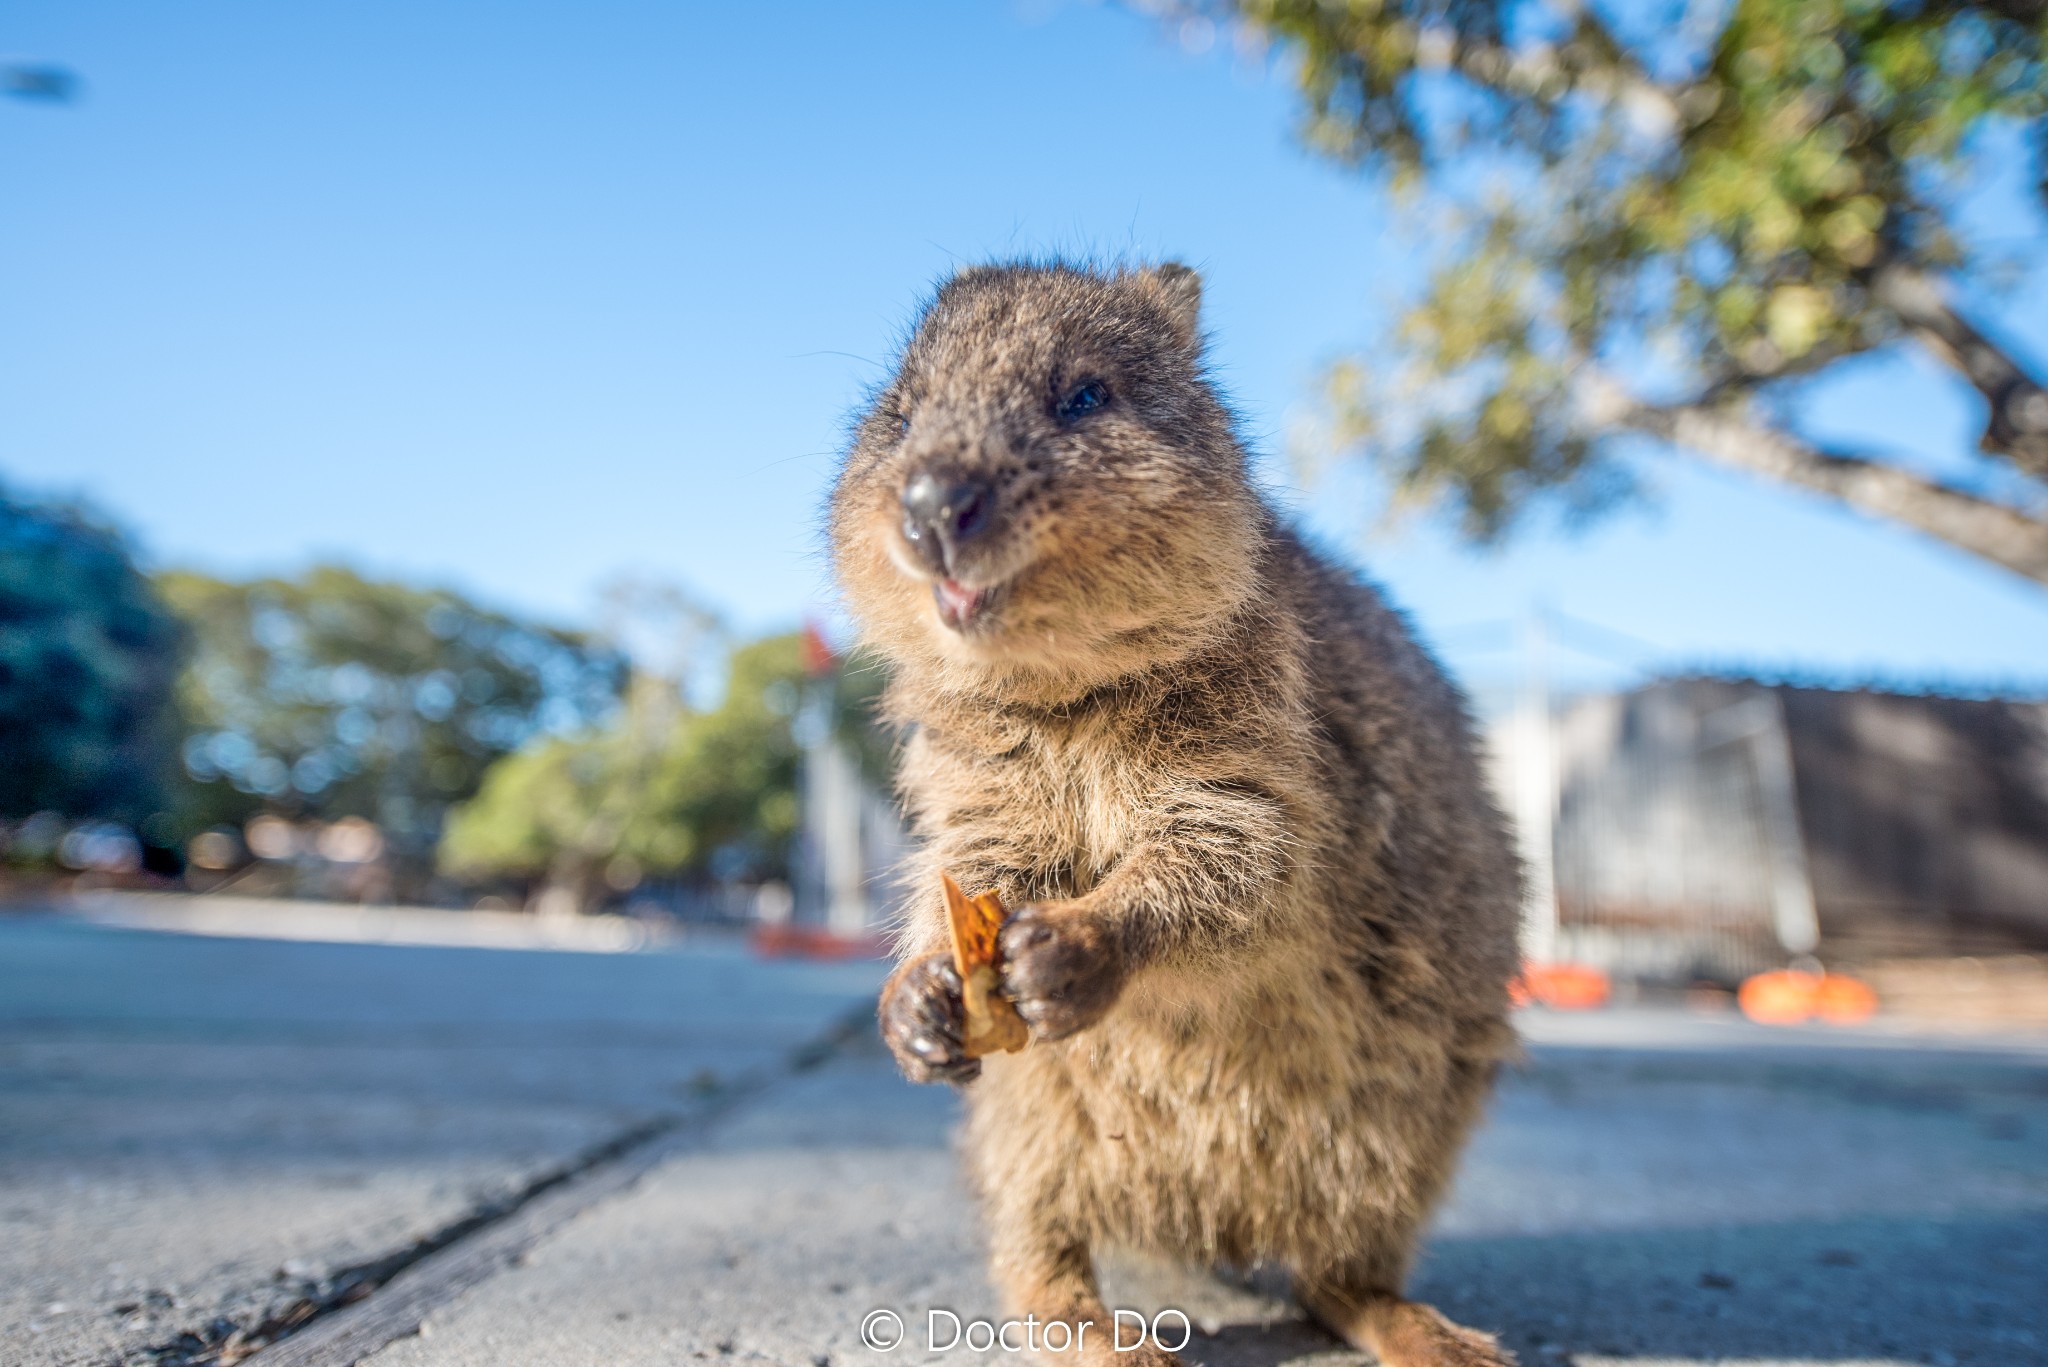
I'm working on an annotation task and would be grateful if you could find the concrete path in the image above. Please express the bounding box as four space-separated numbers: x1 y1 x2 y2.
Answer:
348 1014 2048 1367
0 907 885 1367
5 903 2046 1367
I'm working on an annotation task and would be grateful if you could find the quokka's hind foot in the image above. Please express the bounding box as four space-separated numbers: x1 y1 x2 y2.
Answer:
1304 1287 1515 1367
994 1243 1183 1367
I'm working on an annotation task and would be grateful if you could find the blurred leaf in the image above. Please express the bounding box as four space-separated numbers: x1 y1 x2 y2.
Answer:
1 64 81 103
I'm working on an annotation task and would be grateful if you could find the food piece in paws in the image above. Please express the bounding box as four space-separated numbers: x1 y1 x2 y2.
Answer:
943 872 1029 1057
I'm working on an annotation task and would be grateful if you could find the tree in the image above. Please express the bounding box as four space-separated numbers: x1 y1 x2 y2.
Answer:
1201 0 2048 585
160 566 626 863
439 632 885 910
0 488 183 822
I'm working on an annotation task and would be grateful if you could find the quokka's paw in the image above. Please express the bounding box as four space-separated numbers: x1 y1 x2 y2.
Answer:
997 904 1126 1042
1375 1302 1518 1367
1423 1320 1514 1367
878 951 981 1084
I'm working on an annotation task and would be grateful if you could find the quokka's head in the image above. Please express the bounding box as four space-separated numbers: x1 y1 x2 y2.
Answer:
830 262 1264 702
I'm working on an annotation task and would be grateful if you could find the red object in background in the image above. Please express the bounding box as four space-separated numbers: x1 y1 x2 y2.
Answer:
802 621 838 677
1738 970 1818 1024
1511 962 1611 1010
1737 970 1879 1025
1813 973 1879 1023
749 924 887 960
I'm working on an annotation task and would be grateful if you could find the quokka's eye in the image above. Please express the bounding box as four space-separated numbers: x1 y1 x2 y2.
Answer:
1057 380 1109 422
897 412 912 437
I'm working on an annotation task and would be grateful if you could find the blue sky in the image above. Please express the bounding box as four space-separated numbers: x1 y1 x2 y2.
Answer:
5 0 2046 705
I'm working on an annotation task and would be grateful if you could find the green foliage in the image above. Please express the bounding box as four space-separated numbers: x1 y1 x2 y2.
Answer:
161 565 626 850
439 632 846 892
0 489 183 821
1222 0 2048 555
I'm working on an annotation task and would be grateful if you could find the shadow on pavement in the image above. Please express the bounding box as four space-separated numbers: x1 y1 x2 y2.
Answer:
1413 1211 2045 1366
1168 1207 2043 1367
1185 1319 1346 1367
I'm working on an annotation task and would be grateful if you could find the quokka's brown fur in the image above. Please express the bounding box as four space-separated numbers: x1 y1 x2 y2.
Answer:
830 261 1523 1367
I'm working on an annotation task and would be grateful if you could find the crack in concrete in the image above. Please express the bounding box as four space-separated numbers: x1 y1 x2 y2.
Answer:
119 1004 878 1367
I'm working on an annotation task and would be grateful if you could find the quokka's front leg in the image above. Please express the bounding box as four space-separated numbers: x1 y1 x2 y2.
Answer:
997 777 1293 1041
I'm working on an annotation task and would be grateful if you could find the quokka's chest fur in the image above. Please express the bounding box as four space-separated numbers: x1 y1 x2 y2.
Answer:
907 723 1168 897
899 627 1323 907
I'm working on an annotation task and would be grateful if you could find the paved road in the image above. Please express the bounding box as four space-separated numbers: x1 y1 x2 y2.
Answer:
0 908 886 1367
4 905 2046 1367
356 1015 2048 1367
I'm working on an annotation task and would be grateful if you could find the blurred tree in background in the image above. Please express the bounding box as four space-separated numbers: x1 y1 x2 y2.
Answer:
161 566 627 868
0 488 183 823
441 632 853 911
0 490 884 907
1202 0 2048 586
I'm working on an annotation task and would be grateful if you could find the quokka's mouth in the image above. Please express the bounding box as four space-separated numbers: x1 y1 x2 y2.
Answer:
933 577 1004 633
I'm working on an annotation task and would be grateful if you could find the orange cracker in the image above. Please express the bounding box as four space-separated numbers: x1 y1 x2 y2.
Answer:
943 872 1029 1057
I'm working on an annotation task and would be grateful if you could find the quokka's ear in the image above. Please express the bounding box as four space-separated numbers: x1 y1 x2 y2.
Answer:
1139 261 1203 351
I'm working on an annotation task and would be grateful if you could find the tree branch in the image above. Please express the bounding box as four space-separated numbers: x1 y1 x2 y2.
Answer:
1584 381 2048 587
1870 261 2048 481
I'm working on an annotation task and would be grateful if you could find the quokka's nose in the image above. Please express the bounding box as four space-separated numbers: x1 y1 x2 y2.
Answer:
900 470 996 572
